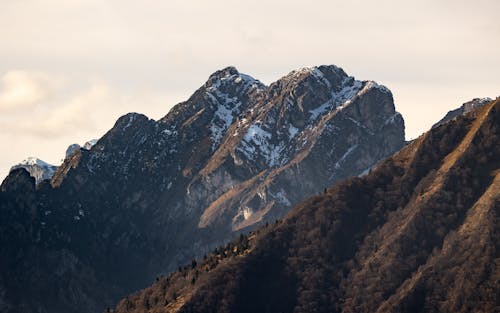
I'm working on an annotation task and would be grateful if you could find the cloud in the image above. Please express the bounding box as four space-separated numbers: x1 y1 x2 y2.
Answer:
0 71 61 111
3 83 105 137
0 71 179 140
0 70 180 180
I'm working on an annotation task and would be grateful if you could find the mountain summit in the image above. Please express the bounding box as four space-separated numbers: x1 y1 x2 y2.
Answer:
0 65 405 313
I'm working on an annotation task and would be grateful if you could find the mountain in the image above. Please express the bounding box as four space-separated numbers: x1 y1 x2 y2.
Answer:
111 99 499 313
9 157 58 184
433 97 493 128
0 65 405 313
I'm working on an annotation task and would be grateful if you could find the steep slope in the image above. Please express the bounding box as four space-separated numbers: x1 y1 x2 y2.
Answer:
0 65 404 313
113 99 499 313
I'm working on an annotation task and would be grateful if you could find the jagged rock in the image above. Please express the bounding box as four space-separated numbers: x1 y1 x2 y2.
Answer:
0 65 405 313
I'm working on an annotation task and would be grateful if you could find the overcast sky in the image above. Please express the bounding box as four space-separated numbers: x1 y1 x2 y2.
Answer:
1 0 499 180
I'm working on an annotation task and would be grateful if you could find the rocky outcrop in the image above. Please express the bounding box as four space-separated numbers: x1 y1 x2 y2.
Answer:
65 139 98 158
0 65 405 313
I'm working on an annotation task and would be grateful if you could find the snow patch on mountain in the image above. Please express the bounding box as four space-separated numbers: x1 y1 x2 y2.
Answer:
10 157 58 184
208 95 240 149
237 123 286 166
234 73 393 170
206 68 265 150
309 79 363 121
334 144 359 170
288 125 299 139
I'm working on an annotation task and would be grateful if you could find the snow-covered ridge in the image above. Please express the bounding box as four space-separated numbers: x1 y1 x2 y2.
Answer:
10 157 58 184
205 66 264 91
17 157 54 168
309 79 364 121
233 74 393 169
279 65 345 87
286 65 342 78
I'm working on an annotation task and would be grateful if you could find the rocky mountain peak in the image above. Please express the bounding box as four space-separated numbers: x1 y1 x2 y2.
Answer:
273 65 348 93
114 112 151 130
462 97 493 110
9 157 58 185
0 64 406 313
433 97 494 128
65 144 81 158
207 66 240 81
203 66 266 104
1 167 35 193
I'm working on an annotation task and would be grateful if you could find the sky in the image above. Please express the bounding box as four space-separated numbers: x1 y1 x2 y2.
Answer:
1 0 499 180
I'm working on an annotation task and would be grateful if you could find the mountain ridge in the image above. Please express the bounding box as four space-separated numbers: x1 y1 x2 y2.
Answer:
0 65 405 313
111 99 499 313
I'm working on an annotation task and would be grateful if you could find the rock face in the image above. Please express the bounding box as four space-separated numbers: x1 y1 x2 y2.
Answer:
0 65 405 313
9 157 58 184
113 99 500 313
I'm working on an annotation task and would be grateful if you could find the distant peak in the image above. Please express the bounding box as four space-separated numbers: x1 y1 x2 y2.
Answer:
462 97 493 109
9 157 58 185
286 64 346 77
18 157 54 168
205 66 262 90
209 66 240 79
277 64 349 89
433 97 494 129
113 112 151 132
117 112 149 124
359 80 391 95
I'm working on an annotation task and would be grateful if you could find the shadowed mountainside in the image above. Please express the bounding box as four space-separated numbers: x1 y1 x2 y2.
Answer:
112 99 499 313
